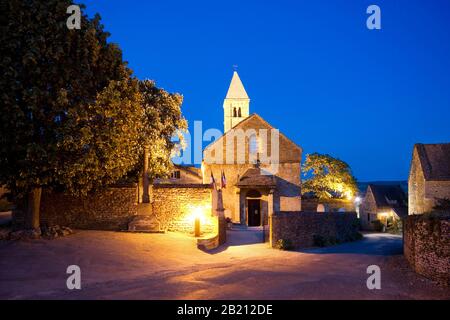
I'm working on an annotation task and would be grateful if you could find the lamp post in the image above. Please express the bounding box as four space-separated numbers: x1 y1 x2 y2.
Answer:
194 216 201 237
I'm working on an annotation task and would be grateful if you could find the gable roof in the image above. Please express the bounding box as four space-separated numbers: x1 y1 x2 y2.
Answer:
392 207 408 219
368 184 408 210
236 167 276 187
414 143 450 181
174 165 202 179
204 113 302 153
225 71 249 99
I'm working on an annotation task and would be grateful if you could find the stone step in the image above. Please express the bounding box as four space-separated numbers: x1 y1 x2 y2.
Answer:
230 223 247 230
128 215 163 233
230 224 264 231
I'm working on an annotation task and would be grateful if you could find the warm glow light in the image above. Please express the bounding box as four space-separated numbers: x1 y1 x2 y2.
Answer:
186 204 212 224
193 207 203 219
344 190 353 200
184 203 216 237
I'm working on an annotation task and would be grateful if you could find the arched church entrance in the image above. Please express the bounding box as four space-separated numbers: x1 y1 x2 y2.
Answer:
246 189 262 226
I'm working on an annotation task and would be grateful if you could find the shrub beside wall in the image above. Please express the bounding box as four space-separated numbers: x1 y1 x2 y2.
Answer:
403 213 450 286
13 185 138 230
270 211 360 249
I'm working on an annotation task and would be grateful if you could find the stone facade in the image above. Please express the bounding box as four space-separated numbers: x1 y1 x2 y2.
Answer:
153 165 202 185
203 113 302 225
403 213 450 285
359 187 379 230
409 143 450 214
13 185 138 230
270 211 359 248
151 184 216 235
359 185 408 231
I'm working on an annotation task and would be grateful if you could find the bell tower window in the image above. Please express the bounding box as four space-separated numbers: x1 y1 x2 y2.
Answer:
238 107 241 117
233 107 237 117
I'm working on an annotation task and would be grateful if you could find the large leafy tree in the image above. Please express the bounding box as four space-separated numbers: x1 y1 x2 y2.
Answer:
0 0 144 229
138 80 187 181
302 153 358 200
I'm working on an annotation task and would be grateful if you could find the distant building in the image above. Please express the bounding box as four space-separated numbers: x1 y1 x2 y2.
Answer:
153 165 202 185
408 143 450 214
359 184 408 230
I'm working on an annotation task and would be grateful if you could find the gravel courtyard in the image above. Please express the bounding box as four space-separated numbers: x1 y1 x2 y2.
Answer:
0 230 448 300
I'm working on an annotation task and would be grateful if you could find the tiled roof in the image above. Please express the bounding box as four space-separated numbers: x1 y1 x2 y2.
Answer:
236 167 276 187
174 164 202 178
369 184 408 211
392 206 408 219
415 143 450 181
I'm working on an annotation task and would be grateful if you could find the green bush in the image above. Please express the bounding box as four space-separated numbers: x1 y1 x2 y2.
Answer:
420 211 450 220
432 198 450 211
347 231 364 241
355 232 364 240
352 218 362 230
275 239 294 250
314 232 363 247
386 219 402 234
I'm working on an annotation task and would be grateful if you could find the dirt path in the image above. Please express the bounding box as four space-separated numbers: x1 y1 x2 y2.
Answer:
0 231 448 299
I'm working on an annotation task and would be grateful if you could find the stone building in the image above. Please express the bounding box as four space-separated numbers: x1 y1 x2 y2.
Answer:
153 165 202 185
201 71 302 226
359 184 408 230
408 143 450 215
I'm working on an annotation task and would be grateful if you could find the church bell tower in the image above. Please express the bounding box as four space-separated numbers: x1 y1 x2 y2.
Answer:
223 71 250 133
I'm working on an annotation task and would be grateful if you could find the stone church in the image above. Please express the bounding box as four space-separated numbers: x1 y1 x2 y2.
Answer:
180 72 302 226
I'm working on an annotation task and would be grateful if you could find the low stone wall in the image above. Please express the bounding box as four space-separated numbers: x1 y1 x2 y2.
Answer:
270 211 359 248
13 185 137 230
151 184 216 235
302 198 355 212
403 213 450 285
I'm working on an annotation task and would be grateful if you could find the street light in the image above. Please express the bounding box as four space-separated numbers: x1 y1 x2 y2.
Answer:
193 207 202 237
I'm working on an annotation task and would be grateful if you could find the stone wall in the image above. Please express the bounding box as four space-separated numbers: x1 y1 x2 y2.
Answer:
13 185 138 230
270 211 359 248
403 213 450 285
302 198 355 213
151 184 216 234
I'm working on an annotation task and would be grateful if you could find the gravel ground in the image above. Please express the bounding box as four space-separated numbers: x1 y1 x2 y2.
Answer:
0 230 448 300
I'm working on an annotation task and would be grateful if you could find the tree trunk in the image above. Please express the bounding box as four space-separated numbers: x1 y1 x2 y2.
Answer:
25 187 42 230
142 146 150 203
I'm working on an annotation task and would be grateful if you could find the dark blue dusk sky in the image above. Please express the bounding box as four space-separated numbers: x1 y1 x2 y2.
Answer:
83 0 450 181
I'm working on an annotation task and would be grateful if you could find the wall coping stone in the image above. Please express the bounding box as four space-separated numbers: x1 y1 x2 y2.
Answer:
152 184 212 189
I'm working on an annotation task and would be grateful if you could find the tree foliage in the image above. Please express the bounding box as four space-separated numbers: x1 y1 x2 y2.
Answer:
302 153 358 200
138 80 187 180
0 0 143 197
0 1 186 228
